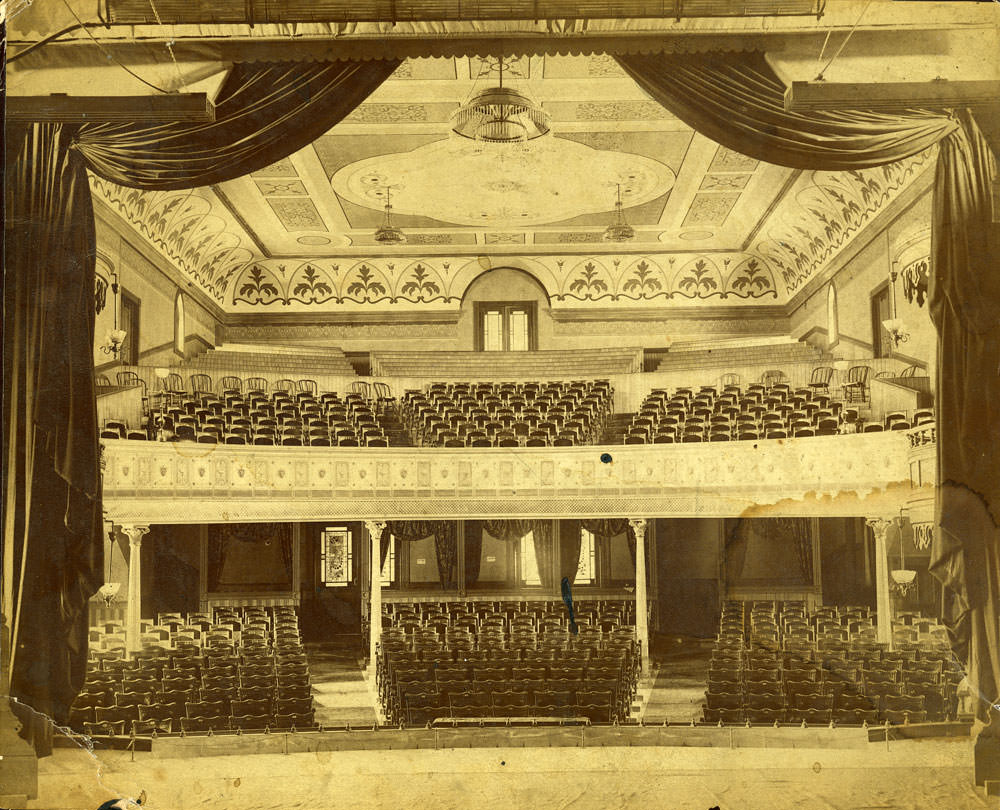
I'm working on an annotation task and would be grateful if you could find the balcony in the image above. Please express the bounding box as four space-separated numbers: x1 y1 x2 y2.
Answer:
101 430 916 524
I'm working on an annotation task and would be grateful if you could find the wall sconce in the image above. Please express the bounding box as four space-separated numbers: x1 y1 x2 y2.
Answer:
880 317 910 348
100 328 128 357
98 270 127 357
882 266 910 350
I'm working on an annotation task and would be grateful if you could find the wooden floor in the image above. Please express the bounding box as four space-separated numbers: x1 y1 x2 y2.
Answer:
24 735 988 810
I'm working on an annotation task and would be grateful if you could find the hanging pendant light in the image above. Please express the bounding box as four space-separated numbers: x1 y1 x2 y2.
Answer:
450 56 550 146
374 186 406 245
603 183 635 242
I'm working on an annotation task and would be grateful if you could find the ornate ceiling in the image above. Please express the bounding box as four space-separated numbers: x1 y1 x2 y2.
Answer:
88 54 935 311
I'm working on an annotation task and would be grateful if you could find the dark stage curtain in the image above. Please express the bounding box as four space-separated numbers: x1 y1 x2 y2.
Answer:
74 61 400 189
4 123 103 757
483 519 536 543
617 50 1000 720
3 59 399 756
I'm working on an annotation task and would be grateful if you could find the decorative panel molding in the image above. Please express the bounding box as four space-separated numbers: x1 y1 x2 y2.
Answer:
102 432 914 525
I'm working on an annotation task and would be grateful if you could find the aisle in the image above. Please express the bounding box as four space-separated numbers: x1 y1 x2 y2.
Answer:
305 638 379 727
642 635 713 724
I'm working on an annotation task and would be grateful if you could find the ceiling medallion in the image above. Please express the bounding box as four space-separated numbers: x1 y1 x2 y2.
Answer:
297 235 332 246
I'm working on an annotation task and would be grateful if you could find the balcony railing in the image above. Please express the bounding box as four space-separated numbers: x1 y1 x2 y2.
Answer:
101 430 911 524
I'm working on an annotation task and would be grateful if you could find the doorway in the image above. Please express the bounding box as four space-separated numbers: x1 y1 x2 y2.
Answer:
475 301 537 351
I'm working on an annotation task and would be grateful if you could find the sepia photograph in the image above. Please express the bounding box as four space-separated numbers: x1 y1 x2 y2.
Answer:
2 1 999 807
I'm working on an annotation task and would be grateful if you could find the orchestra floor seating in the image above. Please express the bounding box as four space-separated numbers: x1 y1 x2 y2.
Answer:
703 600 962 726
622 375 934 444
399 379 613 447
371 348 643 378
654 340 824 373
69 606 316 738
376 600 639 726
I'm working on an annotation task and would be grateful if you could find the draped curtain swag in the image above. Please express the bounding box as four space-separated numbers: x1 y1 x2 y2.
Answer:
580 518 637 567
484 519 557 589
617 50 999 720
464 521 484 589
774 518 814 584
559 520 583 585
3 59 399 755
385 520 459 590
207 523 293 590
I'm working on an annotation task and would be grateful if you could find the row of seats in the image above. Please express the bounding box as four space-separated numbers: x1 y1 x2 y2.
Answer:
703 601 962 726
71 606 315 737
623 380 932 445
100 386 396 447
399 379 613 448
377 611 639 726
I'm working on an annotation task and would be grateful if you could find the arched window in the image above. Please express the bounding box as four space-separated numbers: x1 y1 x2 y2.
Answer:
826 283 839 347
173 292 186 356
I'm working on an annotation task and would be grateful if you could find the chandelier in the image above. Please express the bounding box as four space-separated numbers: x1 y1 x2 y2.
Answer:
603 184 635 242
373 187 406 245
450 58 550 145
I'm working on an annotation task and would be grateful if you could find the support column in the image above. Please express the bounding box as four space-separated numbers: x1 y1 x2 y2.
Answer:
366 521 386 674
121 525 150 654
629 518 649 677
866 518 894 649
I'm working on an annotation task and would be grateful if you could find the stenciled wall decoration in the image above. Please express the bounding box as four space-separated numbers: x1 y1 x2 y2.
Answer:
756 149 933 292
228 252 782 309
91 177 254 303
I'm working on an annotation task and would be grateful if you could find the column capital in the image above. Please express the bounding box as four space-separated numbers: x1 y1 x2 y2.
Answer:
120 525 150 545
628 518 647 537
866 517 894 538
365 521 387 540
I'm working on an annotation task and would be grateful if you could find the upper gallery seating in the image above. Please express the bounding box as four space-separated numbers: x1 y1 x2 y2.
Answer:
703 601 962 727
399 379 613 447
654 340 823 373
621 372 934 444
100 382 395 446
371 347 643 378
69 606 315 737
375 600 639 726
186 345 357 377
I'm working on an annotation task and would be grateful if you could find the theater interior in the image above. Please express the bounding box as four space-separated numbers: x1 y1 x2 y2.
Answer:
3 2 1000 808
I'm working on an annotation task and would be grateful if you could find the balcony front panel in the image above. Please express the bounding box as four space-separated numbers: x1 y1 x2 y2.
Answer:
102 432 913 524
